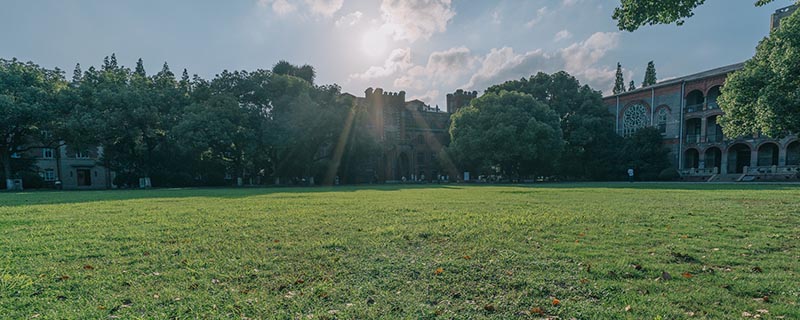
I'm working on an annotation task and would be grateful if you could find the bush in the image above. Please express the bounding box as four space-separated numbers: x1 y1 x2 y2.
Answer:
19 171 45 189
658 168 681 181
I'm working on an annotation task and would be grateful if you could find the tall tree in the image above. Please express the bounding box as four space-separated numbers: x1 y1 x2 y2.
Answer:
449 90 563 178
621 127 671 180
0 59 67 189
642 61 657 87
485 71 622 180
71 63 82 84
719 8 800 138
613 0 778 31
613 62 626 94
134 58 146 77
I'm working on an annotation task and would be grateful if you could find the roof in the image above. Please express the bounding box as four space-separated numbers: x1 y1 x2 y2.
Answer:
605 62 745 99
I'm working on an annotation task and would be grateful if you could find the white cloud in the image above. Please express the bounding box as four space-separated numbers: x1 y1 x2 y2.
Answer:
464 32 622 94
560 32 620 71
525 6 549 28
410 90 440 104
379 0 455 42
393 47 478 90
554 29 572 42
351 48 413 80
305 0 343 16
491 9 502 25
465 47 555 90
335 11 363 27
259 0 297 15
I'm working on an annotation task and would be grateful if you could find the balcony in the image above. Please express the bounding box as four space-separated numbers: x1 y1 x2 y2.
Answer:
706 133 724 143
685 103 704 113
685 134 701 143
707 101 719 110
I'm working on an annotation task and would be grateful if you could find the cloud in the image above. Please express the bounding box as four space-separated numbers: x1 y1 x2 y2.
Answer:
410 90 440 104
525 6 549 28
554 29 572 42
464 32 622 94
258 0 341 17
491 9 502 25
259 0 297 15
351 48 413 80
379 0 455 42
560 32 619 71
394 47 478 90
305 0 343 16
465 47 555 91
335 11 363 27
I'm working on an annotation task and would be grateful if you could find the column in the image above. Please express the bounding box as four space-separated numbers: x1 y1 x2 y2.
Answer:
700 117 708 143
720 150 729 174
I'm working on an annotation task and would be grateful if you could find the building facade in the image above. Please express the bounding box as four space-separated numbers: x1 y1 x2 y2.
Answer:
603 5 800 182
18 145 115 189
603 63 800 181
351 88 476 182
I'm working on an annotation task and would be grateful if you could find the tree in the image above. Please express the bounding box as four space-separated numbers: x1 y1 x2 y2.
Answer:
643 61 657 87
449 90 563 178
485 71 623 180
613 0 778 31
272 60 316 84
613 62 626 94
0 58 67 189
628 80 636 91
621 127 671 180
719 8 800 138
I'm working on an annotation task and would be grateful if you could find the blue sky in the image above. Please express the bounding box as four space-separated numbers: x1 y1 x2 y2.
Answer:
0 0 794 107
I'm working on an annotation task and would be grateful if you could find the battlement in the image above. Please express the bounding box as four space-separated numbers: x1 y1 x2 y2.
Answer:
446 89 478 114
364 87 406 106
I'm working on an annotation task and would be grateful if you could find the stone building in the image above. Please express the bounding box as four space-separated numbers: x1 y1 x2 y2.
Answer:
16 145 114 189
603 4 799 182
350 88 476 182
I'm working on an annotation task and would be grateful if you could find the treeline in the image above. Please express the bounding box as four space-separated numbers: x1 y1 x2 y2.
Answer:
1 56 378 188
447 72 673 181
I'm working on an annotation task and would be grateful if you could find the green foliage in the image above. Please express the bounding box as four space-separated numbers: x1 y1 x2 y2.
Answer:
613 62 626 95
622 127 671 181
0 58 66 188
614 0 778 31
719 8 800 138
658 167 681 181
449 90 563 178
643 61 657 87
484 71 623 180
0 185 798 318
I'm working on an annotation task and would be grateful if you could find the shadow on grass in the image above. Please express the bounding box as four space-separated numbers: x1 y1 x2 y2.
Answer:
1 182 798 207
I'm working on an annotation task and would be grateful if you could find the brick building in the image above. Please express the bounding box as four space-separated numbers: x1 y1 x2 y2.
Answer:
349 88 476 182
15 145 114 189
603 5 799 182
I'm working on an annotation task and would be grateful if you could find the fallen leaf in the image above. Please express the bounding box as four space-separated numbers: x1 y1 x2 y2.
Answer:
483 304 495 312
579 278 589 284
273 240 280 243
682 272 693 278
59 275 70 281
97 305 106 310
463 255 471 260
434 267 444 275
552 298 560 306
83 265 94 270
295 279 304 284
531 307 545 315
624 305 631 312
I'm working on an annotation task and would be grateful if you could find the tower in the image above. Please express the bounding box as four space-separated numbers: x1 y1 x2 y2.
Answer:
446 89 478 114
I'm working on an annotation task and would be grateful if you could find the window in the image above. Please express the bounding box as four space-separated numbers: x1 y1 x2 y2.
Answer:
657 108 668 134
75 150 90 159
623 103 648 136
43 169 56 181
417 152 426 165
10 152 21 159
43 148 55 159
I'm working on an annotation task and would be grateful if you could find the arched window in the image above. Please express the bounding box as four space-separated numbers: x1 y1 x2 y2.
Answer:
623 103 648 136
657 108 668 134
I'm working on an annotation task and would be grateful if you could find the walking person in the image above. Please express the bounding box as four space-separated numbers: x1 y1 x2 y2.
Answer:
627 168 635 183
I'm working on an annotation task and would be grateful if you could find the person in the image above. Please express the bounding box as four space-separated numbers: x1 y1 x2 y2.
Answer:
627 168 635 182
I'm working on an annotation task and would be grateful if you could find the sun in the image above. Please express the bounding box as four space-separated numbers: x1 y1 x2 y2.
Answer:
362 30 388 57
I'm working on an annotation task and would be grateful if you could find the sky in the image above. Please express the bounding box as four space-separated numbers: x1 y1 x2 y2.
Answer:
0 0 795 107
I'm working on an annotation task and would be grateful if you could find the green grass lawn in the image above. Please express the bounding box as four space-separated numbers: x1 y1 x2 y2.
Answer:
0 184 798 319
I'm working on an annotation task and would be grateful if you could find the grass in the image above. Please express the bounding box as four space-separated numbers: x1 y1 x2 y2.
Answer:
0 183 798 319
